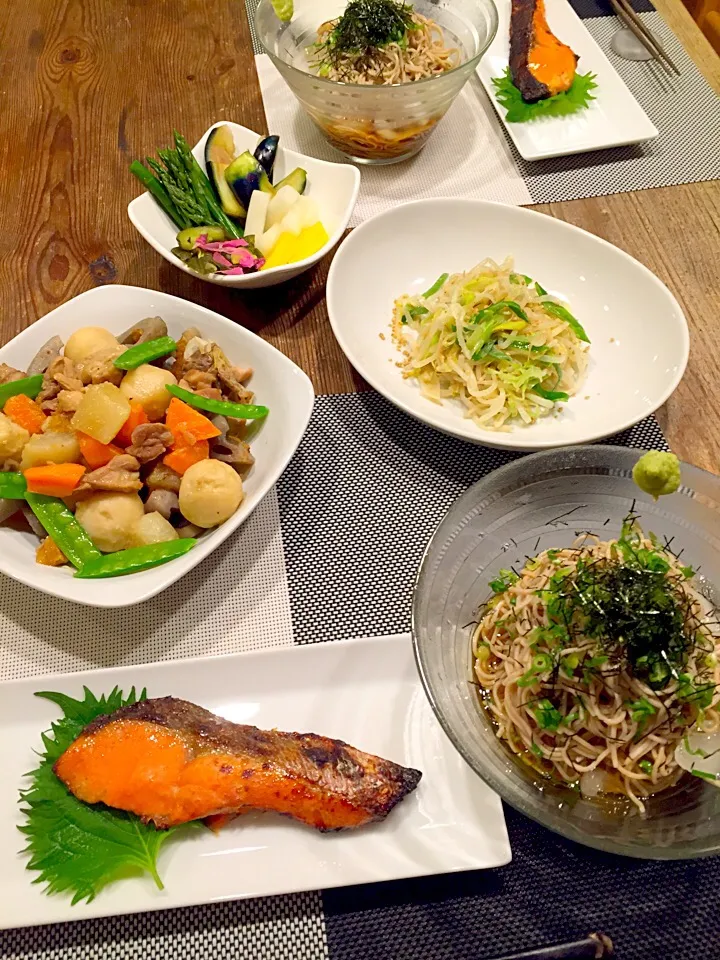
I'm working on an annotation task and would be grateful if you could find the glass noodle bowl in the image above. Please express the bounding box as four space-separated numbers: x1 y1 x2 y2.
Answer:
412 446 720 859
255 0 498 164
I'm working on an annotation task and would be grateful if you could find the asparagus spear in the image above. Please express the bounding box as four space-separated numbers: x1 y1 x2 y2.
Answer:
174 131 243 239
130 132 244 240
129 161 187 230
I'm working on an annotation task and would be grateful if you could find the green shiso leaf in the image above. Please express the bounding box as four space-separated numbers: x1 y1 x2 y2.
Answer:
492 68 598 124
18 686 183 904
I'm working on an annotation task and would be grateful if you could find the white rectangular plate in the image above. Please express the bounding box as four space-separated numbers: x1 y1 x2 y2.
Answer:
476 0 659 160
0 634 511 929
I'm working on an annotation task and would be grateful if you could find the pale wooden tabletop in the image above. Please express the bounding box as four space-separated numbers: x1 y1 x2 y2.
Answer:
1 1 718 467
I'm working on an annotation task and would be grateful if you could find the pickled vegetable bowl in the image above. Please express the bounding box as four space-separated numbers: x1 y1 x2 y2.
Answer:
0 318 267 577
131 127 330 279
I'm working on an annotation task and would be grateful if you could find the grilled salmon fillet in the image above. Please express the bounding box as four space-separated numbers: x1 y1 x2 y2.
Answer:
510 0 578 102
54 697 422 831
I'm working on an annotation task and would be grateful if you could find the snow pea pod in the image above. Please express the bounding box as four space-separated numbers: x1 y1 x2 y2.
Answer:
75 538 197 578
0 472 27 498
25 493 101 568
165 384 269 420
0 374 44 409
114 336 177 370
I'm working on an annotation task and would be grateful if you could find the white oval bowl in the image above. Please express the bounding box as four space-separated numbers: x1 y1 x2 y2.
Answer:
128 121 360 289
0 285 314 607
326 198 689 450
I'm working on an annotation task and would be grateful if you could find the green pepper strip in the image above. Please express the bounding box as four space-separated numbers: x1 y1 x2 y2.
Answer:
75 539 198 578
0 472 27 499
468 302 528 360
0 374 44 409
543 302 590 343
114 336 178 371
533 385 569 402
166 384 269 420
25 493 101 569
422 273 449 299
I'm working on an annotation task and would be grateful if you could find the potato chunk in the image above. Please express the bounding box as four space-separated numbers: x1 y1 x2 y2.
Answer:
0 413 29 462
20 431 81 470
75 492 144 553
179 459 243 528
119 364 176 421
64 327 120 364
132 511 179 547
71 383 131 445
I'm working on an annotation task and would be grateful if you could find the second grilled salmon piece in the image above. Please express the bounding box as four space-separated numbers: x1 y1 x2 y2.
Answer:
510 0 578 102
54 697 422 831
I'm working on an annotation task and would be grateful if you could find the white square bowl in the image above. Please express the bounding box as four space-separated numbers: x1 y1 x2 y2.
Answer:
0 285 314 607
128 121 360 289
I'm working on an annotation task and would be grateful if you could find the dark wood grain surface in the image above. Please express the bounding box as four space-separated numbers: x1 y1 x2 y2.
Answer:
1 0 719 468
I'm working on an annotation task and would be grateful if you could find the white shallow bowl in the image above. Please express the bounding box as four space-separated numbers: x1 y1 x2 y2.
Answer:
0 285 314 607
128 121 360 289
327 198 689 450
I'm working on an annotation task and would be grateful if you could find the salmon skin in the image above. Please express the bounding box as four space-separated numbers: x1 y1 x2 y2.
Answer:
509 0 578 102
54 697 422 832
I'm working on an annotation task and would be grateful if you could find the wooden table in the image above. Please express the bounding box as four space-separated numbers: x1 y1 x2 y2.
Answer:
1 1 719 468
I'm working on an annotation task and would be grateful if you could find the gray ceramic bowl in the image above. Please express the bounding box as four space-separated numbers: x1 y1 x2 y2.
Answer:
412 445 720 859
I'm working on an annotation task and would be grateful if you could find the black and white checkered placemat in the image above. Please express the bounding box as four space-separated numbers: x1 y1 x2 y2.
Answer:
7 392 719 960
243 0 720 204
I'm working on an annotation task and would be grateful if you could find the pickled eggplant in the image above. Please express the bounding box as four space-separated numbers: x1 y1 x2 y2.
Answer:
254 135 280 178
225 152 275 211
205 125 246 219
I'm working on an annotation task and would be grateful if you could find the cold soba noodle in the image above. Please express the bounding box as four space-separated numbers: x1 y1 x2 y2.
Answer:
307 0 461 159
311 3 460 84
472 522 720 813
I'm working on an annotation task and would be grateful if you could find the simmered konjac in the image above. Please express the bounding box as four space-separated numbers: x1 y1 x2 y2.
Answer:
0 318 267 577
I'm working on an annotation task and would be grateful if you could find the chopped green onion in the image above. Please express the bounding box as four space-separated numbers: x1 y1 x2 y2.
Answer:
629 698 656 728
638 759 654 775
561 652 580 676
691 770 719 782
489 569 519 594
422 273 449 298
532 698 563 732
682 735 709 759
648 660 671 687
476 643 491 663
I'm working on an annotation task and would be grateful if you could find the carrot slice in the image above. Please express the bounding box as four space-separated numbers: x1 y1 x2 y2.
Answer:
163 439 209 475
4 394 46 434
24 463 86 497
165 397 221 447
77 432 124 469
114 401 149 447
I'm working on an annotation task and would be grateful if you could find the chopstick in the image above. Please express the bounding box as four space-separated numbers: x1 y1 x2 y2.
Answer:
608 0 681 75
482 932 614 960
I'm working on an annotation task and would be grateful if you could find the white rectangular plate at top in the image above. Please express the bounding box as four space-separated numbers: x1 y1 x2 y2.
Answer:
476 0 658 160
0 634 511 930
